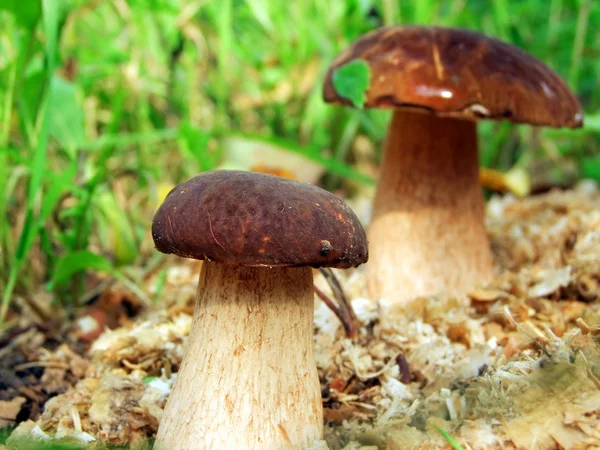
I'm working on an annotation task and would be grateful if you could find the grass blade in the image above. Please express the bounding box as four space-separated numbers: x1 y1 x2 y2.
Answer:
433 424 465 450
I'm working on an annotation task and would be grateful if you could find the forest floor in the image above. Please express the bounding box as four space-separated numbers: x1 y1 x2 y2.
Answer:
2 182 600 450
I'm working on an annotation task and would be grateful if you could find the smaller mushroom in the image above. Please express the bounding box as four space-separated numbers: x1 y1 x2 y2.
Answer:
152 170 368 450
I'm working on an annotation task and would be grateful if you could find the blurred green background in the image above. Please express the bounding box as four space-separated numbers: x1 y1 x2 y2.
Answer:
1 0 599 325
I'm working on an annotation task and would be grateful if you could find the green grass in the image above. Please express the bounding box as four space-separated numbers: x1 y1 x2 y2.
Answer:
0 0 599 327
0 426 154 449
433 424 466 450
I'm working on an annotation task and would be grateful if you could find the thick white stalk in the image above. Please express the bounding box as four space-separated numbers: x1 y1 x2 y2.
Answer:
367 110 494 302
155 263 322 450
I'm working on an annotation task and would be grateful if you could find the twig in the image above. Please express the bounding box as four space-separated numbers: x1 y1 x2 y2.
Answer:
13 361 70 371
318 268 359 339
0 328 37 360
314 285 356 338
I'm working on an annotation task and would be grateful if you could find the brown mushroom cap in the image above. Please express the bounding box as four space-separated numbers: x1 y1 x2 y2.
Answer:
323 26 582 128
152 170 368 268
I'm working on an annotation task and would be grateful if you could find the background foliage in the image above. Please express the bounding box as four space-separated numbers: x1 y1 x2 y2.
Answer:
1 0 599 325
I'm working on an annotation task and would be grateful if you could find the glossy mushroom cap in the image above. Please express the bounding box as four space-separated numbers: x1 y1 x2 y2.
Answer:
152 170 368 268
323 26 582 128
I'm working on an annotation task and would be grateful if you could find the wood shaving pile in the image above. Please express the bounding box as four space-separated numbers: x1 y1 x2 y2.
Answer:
5 182 600 449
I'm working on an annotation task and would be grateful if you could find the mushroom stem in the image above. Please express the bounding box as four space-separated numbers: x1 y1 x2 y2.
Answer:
155 262 323 450
367 110 494 302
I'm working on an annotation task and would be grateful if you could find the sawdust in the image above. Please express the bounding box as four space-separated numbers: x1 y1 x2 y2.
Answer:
4 182 600 449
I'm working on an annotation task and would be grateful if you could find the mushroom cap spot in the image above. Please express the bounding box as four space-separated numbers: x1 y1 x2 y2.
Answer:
323 26 582 128
151 170 369 269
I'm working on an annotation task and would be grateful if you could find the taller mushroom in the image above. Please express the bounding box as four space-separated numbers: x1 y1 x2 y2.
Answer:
152 170 367 450
323 26 583 302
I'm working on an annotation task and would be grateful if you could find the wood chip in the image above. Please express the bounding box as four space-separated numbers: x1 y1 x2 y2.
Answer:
0 396 26 421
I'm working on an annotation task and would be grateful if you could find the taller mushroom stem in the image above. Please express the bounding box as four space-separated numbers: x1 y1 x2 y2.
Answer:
155 263 322 450
367 110 494 302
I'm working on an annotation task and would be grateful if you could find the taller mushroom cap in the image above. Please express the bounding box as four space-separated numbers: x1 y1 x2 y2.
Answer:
323 26 583 303
153 170 367 450
323 26 582 127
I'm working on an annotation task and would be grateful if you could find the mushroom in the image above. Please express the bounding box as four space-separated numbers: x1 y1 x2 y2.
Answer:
323 25 583 302
152 170 368 450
